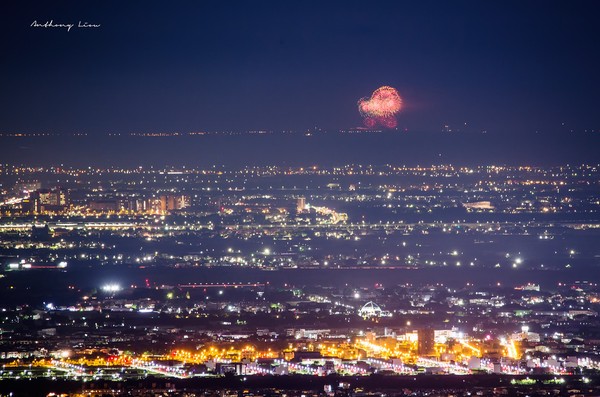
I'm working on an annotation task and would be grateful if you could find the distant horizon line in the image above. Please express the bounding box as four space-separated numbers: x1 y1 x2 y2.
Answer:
2 163 598 170
0 128 598 137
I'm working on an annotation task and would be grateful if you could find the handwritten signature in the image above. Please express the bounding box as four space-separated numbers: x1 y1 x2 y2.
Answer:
31 20 101 32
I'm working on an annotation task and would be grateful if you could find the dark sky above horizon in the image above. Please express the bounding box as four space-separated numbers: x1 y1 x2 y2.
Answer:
1 1 599 137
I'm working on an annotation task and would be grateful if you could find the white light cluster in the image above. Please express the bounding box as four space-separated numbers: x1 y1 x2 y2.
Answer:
102 283 121 292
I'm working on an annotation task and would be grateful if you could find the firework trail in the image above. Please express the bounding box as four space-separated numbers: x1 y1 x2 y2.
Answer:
358 86 402 128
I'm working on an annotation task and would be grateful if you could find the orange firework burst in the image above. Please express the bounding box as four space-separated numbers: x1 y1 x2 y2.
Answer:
358 86 402 128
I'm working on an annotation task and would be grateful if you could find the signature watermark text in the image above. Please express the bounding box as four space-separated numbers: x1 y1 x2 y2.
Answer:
31 20 101 32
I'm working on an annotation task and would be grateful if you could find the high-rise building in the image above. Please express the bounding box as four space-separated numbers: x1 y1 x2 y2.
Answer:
143 195 191 214
161 195 190 212
28 187 69 213
418 328 436 356
297 197 306 213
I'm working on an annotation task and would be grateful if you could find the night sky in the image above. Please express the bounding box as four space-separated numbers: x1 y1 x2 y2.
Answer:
1 1 600 137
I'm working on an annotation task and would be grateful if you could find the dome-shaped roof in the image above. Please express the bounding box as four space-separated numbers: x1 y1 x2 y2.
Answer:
359 301 383 317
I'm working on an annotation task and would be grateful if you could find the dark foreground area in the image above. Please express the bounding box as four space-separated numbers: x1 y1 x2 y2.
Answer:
1 374 599 397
